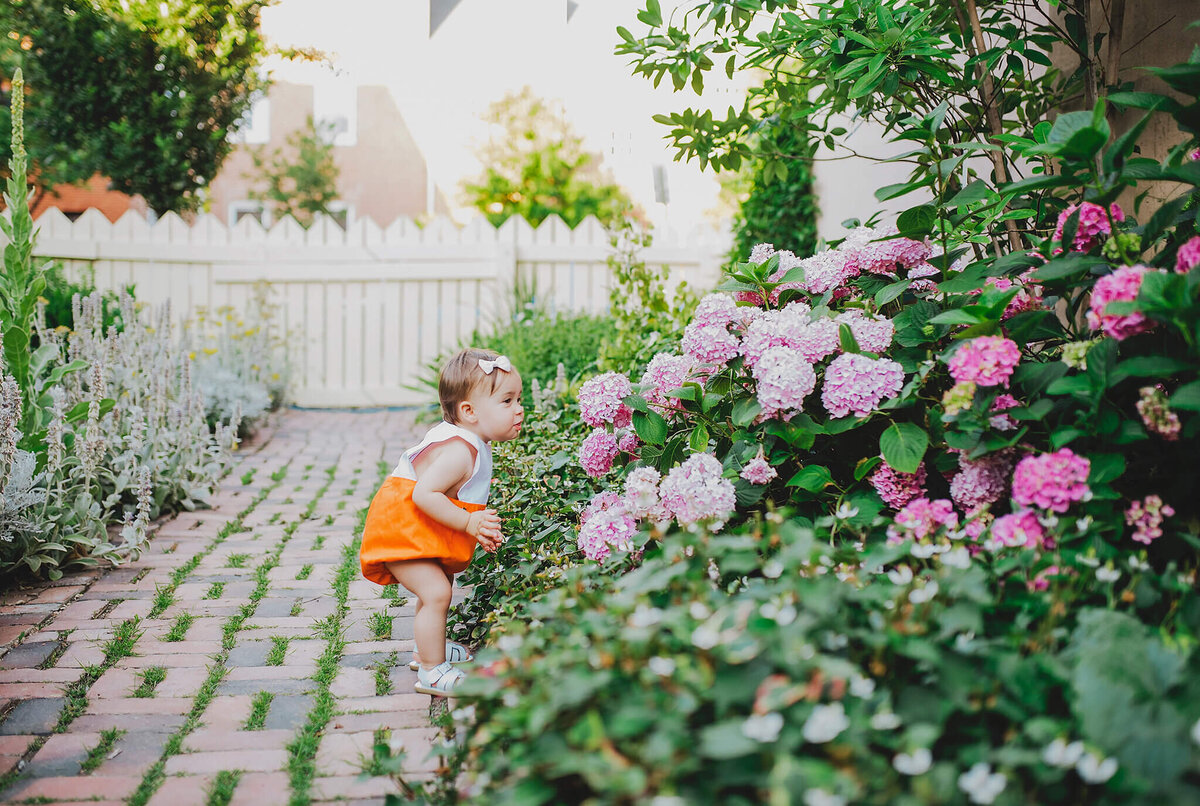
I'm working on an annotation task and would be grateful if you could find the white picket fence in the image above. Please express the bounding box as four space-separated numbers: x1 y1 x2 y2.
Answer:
15 208 730 406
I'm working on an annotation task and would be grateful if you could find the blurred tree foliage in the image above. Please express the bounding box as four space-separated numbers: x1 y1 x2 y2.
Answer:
245 116 341 228
0 0 272 214
462 86 634 228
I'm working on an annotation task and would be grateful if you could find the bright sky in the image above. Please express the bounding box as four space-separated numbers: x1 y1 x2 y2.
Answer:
258 0 750 234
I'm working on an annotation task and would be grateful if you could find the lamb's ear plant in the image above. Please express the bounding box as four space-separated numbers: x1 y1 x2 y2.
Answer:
0 69 99 458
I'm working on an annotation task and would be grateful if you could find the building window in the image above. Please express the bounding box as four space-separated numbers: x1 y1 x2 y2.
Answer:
229 200 268 228
313 78 357 147
230 94 270 145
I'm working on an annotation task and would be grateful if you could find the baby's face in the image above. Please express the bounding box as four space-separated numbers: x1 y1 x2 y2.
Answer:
465 370 524 442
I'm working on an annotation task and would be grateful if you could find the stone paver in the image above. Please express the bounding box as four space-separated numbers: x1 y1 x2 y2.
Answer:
0 411 451 802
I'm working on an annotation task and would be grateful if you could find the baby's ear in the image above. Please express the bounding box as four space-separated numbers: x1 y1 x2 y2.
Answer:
456 399 476 423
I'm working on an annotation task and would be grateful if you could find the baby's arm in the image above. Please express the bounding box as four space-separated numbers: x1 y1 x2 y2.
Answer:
410 439 503 551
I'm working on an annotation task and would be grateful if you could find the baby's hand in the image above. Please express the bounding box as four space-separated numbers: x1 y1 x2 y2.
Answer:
466 508 503 552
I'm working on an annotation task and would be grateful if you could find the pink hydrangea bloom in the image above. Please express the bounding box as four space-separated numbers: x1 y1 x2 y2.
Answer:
950 452 1013 512
577 505 638 561
618 431 642 454
623 466 663 520
682 322 741 366
1191 148 1200 161
869 460 927 510
581 490 622 524
842 226 933 276
834 310 894 354
821 354 905 418
749 243 776 264
578 372 633 428
762 250 807 304
795 249 858 295
991 510 1046 549
640 353 695 413
740 455 778 485
579 429 619 477
753 346 817 420
692 293 742 329
1086 265 1156 341
1011 449 1091 513
1027 564 1063 592
1126 495 1174 545
1174 236 1200 274
659 453 736 528
886 498 959 544
1136 384 1181 440
975 276 1044 320
1053 202 1124 252
741 303 839 368
947 336 1021 388
989 394 1021 431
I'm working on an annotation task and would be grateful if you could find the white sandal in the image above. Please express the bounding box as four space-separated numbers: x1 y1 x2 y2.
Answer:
408 640 473 671
413 661 466 697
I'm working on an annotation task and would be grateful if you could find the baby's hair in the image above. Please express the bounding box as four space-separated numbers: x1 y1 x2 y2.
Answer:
439 348 507 423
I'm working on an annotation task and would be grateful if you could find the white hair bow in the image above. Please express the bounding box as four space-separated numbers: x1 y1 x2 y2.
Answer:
478 355 512 374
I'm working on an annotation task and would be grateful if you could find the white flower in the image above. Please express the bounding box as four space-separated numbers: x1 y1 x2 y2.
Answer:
802 702 849 744
502 691 519 708
942 547 972 569
1042 738 1085 768
1095 566 1121 583
834 501 859 520
954 632 977 653
497 634 523 652
1076 752 1118 784
849 675 876 698
742 712 784 742
870 711 902 730
650 798 687 806
630 605 664 628
1076 516 1093 533
958 762 1006 805
451 704 476 724
802 789 846 806
1128 555 1150 572
775 604 797 625
691 625 720 649
763 560 784 579
648 656 676 677
911 542 938 559
908 581 939 604
893 747 933 776
689 601 711 620
887 566 914 585
1077 554 1100 568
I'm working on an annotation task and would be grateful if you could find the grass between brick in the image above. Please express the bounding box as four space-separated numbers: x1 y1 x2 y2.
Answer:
128 459 337 806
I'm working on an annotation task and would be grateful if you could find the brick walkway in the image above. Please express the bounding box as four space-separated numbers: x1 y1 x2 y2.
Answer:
0 409 451 805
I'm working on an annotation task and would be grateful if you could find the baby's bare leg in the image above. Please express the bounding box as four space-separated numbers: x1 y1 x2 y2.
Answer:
386 560 451 668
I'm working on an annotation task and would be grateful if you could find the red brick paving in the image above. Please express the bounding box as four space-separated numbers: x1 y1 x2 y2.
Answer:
0 411 456 804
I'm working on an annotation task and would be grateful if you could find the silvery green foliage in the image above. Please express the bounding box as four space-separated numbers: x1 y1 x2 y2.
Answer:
0 450 46 543
191 360 271 431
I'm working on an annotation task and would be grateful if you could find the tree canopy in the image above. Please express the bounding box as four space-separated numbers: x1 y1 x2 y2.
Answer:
0 0 272 214
461 86 634 228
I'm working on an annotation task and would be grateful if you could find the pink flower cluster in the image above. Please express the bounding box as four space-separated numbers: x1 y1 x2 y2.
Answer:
1011 448 1091 513
753 346 817 420
579 429 619 477
842 225 934 277
578 372 633 428
1053 202 1124 253
1175 236 1200 274
618 431 641 454
1126 494 1175 545
835 309 894 353
886 498 958 544
741 303 839 367
692 293 744 329
821 353 905 418
749 243 776 265
989 394 1021 431
740 454 777 485
658 453 736 528
869 459 927 510
577 504 637 562
624 466 665 520
796 249 857 295
947 336 1021 388
1136 384 1181 440
975 276 1044 320
682 322 741 366
1086 265 1156 341
640 352 695 412
992 511 1046 549
950 452 1013 512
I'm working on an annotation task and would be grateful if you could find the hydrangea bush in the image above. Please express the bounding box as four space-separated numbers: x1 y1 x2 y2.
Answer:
408 46 1200 806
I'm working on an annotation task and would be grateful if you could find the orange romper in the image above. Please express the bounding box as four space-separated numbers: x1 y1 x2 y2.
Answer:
360 421 493 584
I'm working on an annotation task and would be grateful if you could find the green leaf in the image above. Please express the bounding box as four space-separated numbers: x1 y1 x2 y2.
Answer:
896 205 938 237
945 179 993 209
1171 380 1200 411
1111 356 1191 384
632 410 669 446
623 394 650 413
1088 453 1126 484
1031 254 1106 282
838 323 861 353
879 422 928 474
787 465 832 492
688 423 710 453
854 455 882 481
875 278 912 306
732 398 762 427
